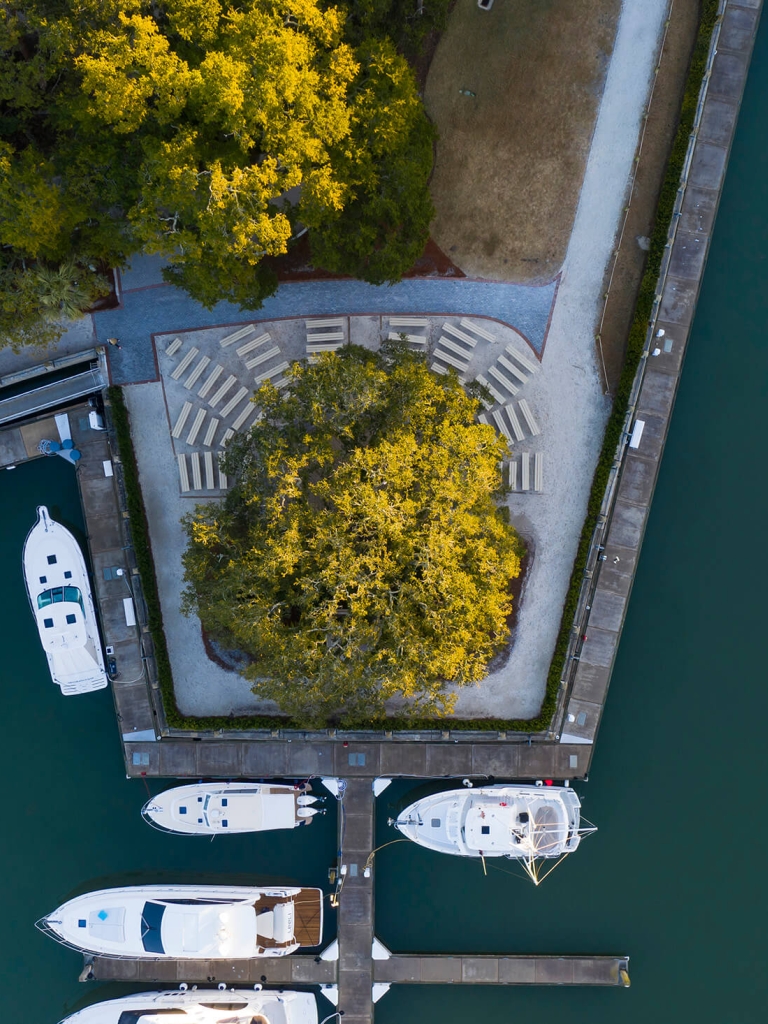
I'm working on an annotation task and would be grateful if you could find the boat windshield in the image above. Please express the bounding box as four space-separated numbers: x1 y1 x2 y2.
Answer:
117 1012 186 1024
140 902 166 953
37 586 84 612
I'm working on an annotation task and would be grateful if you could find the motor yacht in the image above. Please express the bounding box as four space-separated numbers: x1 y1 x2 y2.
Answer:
391 783 595 884
57 986 317 1024
23 505 107 694
37 884 324 958
142 782 323 835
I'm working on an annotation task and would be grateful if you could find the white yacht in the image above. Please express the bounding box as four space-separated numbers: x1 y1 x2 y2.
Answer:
23 505 108 695
58 986 317 1024
142 782 323 835
37 884 324 958
391 783 595 884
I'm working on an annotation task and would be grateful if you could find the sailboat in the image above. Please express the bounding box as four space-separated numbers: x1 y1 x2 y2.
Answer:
23 505 107 694
57 986 318 1024
390 783 595 884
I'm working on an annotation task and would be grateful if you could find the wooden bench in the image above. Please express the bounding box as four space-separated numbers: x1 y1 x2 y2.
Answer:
232 402 256 431
497 354 528 384
221 428 235 447
534 452 543 492
237 332 271 357
245 346 281 370
508 460 518 491
219 467 228 490
521 451 530 492
518 398 541 436
430 361 449 376
197 364 223 398
306 331 344 343
504 404 524 442
171 347 199 381
491 409 513 443
442 323 478 348
220 325 255 348
475 375 505 407
306 318 344 329
183 355 210 390
487 365 519 397
255 360 290 385
166 337 183 357
202 418 219 447
186 408 206 445
431 350 468 376
220 386 249 418
209 374 237 407
204 450 215 490
177 454 190 493
505 344 540 375
190 452 202 490
435 336 472 363
460 318 496 344
307 341 344 355
171 401 192 439
387 332 427 347
389 316 429 327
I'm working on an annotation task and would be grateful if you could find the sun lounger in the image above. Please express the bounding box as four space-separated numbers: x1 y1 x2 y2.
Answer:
202 418 219 447
442 323 478 348
246 346 281 370
435 336 472 363
431 349 468 376
508 460 518 491
171 401 192 439
204 450 215 490
220 386 249 418
232 402 256 431
190 452 202 490
387 332 427 347
237 333 271 357
220 325 255 348
389 316 429 327
497 354 528 384
306 331 344 343
255 361 290 385
221 428 235 446
504 403 525 442
521 452 530 492
306 318 344 329
534 452 543 492
491 409 513 443
209 374 237 407
475 375 505 407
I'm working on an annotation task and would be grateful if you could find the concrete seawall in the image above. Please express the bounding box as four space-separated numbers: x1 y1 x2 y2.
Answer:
556 0 763 752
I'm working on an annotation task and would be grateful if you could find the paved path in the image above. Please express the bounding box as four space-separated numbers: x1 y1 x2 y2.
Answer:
95 254 558 386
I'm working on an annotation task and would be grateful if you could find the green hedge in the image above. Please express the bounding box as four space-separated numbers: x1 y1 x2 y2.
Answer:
112 0 720 735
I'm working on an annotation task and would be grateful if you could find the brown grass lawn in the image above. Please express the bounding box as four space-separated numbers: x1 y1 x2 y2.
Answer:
425 0 621 282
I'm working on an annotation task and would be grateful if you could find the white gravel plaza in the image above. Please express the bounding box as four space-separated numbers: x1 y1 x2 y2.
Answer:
124 0 669 720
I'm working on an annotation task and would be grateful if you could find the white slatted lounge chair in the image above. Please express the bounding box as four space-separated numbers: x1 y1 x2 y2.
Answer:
504 403 525 442
387 332 427 347
186 408 206 445
307 342 344 355
442 323 478 348
246 346 281 370
171 347 199 380
389 316 429 327
460 319 496 343
177 454 190 493
220 386 249 418
255 361 290 384
505 344 540 375
237 333 271 357
435 336 472 363
508 460 518 491
430 361 449 376
521 452 530 492
184 356 210 390
202 418 219 447
432 349 469 375
204 450 215 490
190 452 202 490
220 325 254 348
306 318 344 329
218 467 228 490
487 365 519 397
171 401 192 439
305 331 344 343
534 452 543 492
232 403 255 431
166 337 183 356
518 398 541 436
497 354 528 384
209 374 237 407
491 409 513 443
475 375 505 407
198 364 223 398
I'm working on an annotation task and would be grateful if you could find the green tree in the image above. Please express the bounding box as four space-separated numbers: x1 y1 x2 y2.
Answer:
181 345 522 725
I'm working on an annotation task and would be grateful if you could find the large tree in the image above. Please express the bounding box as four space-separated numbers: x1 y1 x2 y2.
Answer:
0 0 435 343
182 345 522 725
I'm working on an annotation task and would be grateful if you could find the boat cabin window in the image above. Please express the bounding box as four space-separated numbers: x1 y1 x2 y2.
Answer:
140 901 166 953
37 586 84 613
117 1011 186 1024
200 1004 249 1011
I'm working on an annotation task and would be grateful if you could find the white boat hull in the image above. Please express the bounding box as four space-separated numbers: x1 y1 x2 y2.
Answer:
38 884 324 959
142 782 322 835
393 784 585 863
23 505 107 695
59 987 318 1024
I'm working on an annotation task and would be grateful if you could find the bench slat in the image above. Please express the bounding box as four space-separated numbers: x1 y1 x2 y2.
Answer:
521 452 530 492
442 323 478 348
220 386 249 418
246 346 281 370
236 333 271 357
209 374 237 407
534 452 543 492
202 418 219 447
166 337 183 357
184 355 210 390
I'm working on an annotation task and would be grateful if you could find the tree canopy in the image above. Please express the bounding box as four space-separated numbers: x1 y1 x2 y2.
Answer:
181 345 522 725
0 0 434 345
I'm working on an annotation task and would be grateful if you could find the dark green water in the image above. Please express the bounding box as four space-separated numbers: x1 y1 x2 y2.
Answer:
3 12 768 1024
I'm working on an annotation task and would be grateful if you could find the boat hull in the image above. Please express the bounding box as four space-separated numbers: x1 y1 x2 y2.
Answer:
141 782 320 835
22 505 107 695
393 784 583 859
58 987 318 1024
